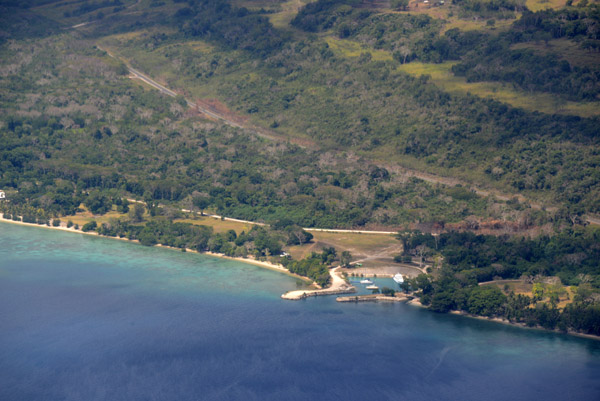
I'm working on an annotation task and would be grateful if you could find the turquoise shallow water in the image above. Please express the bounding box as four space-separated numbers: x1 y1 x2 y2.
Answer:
1 222 599 401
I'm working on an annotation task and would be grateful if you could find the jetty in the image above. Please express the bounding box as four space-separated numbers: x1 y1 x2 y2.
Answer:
281 267 356 300
336 294 410 303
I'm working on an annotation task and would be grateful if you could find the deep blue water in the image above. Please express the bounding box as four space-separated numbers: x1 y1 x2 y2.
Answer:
1 222 599 401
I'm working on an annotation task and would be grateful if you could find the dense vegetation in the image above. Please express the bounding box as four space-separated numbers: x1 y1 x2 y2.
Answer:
400 228 600 287
2 0 594 221
177 0 288 56
293 1 600 100
1 29 535 229
400 228 600 334
157 0 599 214
453 7 600 101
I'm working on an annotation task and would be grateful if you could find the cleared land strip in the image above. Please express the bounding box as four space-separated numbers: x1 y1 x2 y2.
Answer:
97 45 245 129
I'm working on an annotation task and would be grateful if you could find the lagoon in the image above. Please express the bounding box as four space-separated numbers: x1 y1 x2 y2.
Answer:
1 222 599 400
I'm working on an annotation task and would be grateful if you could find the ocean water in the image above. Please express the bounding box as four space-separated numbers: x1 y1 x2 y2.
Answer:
1 223 599 401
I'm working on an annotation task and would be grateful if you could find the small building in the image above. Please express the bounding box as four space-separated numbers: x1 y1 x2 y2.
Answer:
0 191 5 199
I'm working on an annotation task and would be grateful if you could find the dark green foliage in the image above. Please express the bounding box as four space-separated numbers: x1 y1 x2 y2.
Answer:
406 226 600 334
84 191 113 215
293 1 599 101
466 286 507 316
340 250 352 267
252 227 282 256
0 2 60 43
70 0 123 18
514 7 600 41
430 291 457 313
561 301 600 335
451 6 600 101
285 226 313 245
452 46 600 101
381 287 395 296
193 195 209 215
284 252 331 287
131 203 145 223
3 15 599 225
401 228 600 287
291 0 365 33
138 228 158 246
82 220 97 232
179 0 288 56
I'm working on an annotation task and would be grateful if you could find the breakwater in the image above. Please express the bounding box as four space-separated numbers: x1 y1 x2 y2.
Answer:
336 294 410 303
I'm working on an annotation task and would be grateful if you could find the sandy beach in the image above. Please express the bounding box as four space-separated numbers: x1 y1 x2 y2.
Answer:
0 214 311 284
281 267 356 300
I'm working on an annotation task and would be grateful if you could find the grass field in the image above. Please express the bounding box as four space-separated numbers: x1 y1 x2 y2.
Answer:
324 34 599 118
397 61 600 117
526 0 567 12
268 0 313 29
286 231 401 261
65 206 131 228
325 37 394 62
174 216 257 234
442 16 515 33
388 5 517 33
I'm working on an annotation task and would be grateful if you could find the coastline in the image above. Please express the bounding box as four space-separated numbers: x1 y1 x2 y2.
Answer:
281 267 356 300
2 215 598 341
401 291 599 341
447 310 600 341
0 215 312 284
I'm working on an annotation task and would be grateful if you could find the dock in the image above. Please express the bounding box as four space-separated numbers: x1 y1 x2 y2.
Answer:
281 285 356 300
281 266 356 300
336 294 411 303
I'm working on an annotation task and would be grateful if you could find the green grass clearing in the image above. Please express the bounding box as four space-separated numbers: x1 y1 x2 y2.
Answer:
397 61 600 117
325 37 394 62
526 0 567 12
174 216 257 234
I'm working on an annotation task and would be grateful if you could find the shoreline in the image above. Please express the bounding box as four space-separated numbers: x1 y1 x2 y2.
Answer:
2 215 598 341
281 267 356 300
0 215 312 284
446 310 600 341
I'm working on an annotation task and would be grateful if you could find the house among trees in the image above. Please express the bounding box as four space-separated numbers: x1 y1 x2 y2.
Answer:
0 190 5 199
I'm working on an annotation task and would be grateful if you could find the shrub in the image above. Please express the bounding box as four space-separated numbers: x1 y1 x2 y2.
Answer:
82 221 97 232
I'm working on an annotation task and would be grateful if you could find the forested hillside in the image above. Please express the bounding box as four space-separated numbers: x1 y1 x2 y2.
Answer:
1 0 598 228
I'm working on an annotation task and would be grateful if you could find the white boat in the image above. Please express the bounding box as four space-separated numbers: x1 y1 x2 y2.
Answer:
393 273 404 284
366 285 379 290
360 279 373 284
